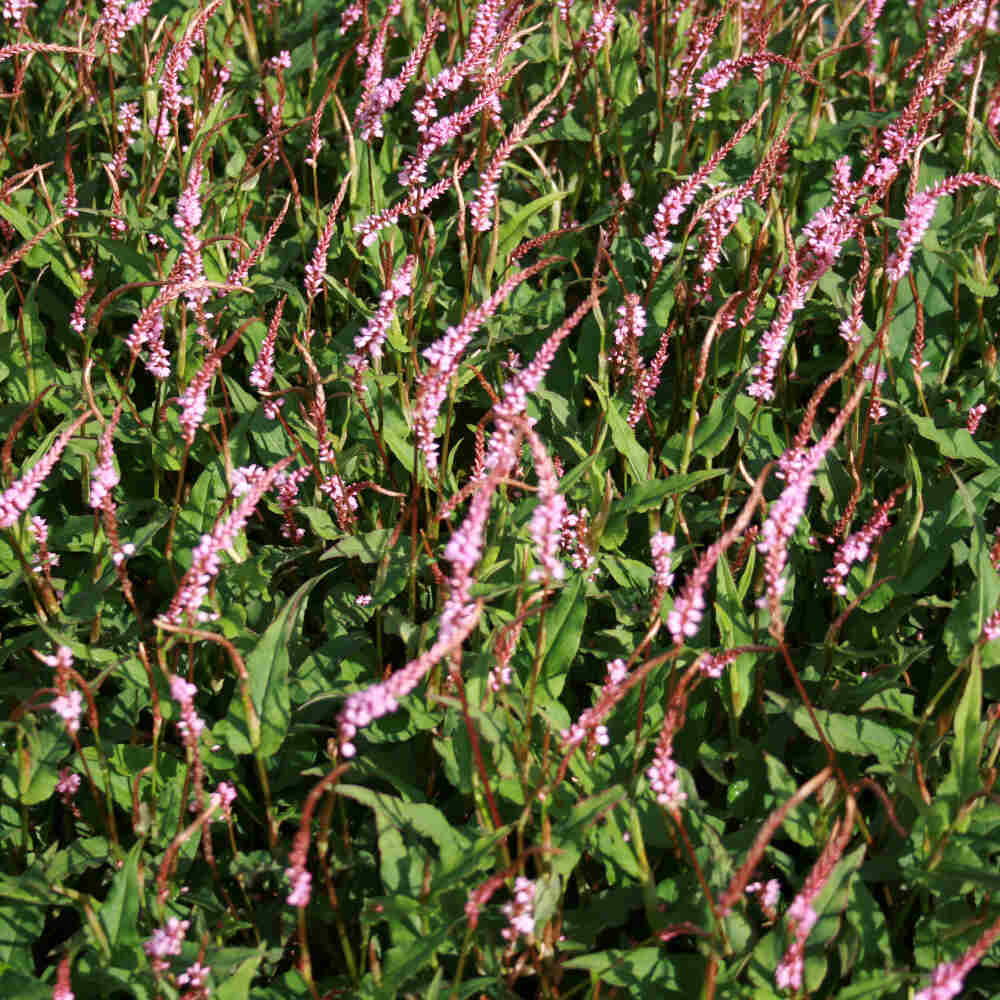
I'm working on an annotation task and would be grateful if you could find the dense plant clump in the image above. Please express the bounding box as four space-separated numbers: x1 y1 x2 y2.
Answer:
2 0 1000 996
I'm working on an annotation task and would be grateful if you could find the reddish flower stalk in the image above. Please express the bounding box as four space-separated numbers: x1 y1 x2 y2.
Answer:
413 257 553 474
824 490 901 595
523 426 566 583
227 195 290 288
758 376 870 636
628 324 673 428
775 798 857 992
643 102 767 261
176 323 247 446
0 412 89 529
153 0 225 145
915 911 1000 1000
337 599 481 757
303 179 351 300
668 465 770 644
348 255 416 379
470 63 571 233
249 295 285 418
158 457 292 625
887 173 999 282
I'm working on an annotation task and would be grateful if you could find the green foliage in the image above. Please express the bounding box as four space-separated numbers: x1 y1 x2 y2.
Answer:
2 0 1000 997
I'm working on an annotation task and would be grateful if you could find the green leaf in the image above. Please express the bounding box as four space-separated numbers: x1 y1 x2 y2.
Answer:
214 950 265 1000
714 554 755 720
771 694 911 765
588 378 649 481
231 570 334 756
540 574 586 698
98 842 142 950
692 384 741 460
496 189 569 265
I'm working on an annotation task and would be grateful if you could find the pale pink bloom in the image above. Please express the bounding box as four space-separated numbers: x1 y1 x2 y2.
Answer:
824 493 898 595
52 690 83 736
348 256 416 375
967 403 987 434
611 293 645 378
29 516 58 573
338 605 480 757
90 405 122 510
276 466 310 542
144 917 189 973
628 326 673 427
697 648 743 679
651 532 675 591
285 868 312 907
580 0 617 54
304 201 340 300
2 0 34 27
888 174 998 282
648 741 686 808
156 0 224 142
340 1 361 31
215 781 236 816
746 256 800 402
501 877 535 943
356 12 442 141
0 413 88 528
414 261 548 473
250 296 285 417
56 768 81 804
177 962 210 989
228 196 290 288
775 811 854 992
177 354 220 445
525 429 566 583
160 458 292 624
170 675 205 746
96 0 152 56
983 606 1000 641
644 105 766 262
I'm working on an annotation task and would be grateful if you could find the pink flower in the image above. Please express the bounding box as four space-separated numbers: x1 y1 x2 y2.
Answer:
52 690 83 736
0 413 88 528
643 104 766 262
887 174 999 282
501 877 536 943
249 298 285 418
304 201 340 300
170 675 205 746
824 492 898 595
159 458 292 624
177 962 210 989
651 532 675 592
90 407 122 509
286 865 312 907
967 403 987 434
413 259 550 473
144 917 189 973
648 741 686 808
56 768 81 804
348 256 416 375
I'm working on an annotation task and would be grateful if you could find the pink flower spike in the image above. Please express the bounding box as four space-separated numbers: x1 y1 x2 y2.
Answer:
52 690 84 736
348 256 417 377
501 877 536 944
0 412 89 529
887 174 1000 283
286 865 312 908
159 457 293 625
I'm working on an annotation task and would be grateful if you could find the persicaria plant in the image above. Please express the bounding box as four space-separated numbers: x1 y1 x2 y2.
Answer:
2 0 1000 997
